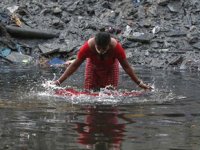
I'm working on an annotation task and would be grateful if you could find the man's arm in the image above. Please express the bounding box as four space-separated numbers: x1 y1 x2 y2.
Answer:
55 58 84 85
119 59 151 89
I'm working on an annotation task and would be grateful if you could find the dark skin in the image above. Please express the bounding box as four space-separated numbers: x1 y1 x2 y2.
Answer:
53 37 151 90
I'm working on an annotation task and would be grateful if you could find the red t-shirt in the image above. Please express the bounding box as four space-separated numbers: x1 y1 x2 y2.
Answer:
77 41 126 66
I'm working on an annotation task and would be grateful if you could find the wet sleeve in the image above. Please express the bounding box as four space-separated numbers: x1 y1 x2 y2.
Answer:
77 42 90 60
115 43 126 61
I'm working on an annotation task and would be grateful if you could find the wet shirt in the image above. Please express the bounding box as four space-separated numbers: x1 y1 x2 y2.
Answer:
77 41 126 66
77 41 126 90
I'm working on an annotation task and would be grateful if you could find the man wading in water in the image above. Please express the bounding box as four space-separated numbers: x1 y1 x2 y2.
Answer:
53 32 151 90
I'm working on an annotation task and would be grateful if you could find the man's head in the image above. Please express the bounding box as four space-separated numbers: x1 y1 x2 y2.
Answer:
95 32 111 54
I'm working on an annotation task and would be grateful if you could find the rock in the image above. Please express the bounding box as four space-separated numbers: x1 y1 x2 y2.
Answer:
5 51 33 63
0 23 10 37
142 0 153 5
52 18 65 29
157 0 170 6
166 30 187 37
151 41 160 48
147 5 158 17
192 42 200 50
179 58 199 70
158 49 169 53
187 34 199 44
121 39 141 48
187 26 199 44
189 25 198 32
167 1 182 13
177 39 194 51
190 13 198 25
137 5 146 18
142 18 152 27
38 42 60 55
64 39 82 53
101 1 111 9
152 26 161 35
53 7 62 14
127 33 153 43
1 0 200 69
150 58 166 68
169 56 183 65
87 7 95 16
123 25 132 37
183 13 192 27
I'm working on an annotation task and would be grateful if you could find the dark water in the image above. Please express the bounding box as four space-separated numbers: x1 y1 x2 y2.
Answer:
0 64 200 150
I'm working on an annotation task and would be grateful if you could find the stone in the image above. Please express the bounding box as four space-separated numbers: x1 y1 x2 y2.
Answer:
167 1 182 13
151 41 160 48
1 0 200 69
127 33 153 43
152 26 161 35
157 0 170 6
137 5 146 18
169 56 183 65
192 42 200 50
187 34 199 44
142 0 153 5
121 39 141 48
150 58 166 68
147 5 158 17
101 1 111 9
52 18 65 29
166 30 187 37
191 13 198 25
143 18 152 27
5 51 33 63
38 43 60 55
53 7 62 14
183 13 192 27
62 39 81 53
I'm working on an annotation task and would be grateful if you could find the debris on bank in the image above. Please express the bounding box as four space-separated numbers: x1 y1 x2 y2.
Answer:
6 25 59 39
0 0 200 71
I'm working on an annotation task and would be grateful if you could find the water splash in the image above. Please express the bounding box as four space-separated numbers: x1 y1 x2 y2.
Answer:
33 81 185 105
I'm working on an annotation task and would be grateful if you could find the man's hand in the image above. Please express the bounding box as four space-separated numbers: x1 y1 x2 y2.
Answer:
138 81 153 90
52 80 61 86
42 80 60 89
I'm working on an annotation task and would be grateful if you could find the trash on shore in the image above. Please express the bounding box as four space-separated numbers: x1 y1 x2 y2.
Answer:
6 25 59 39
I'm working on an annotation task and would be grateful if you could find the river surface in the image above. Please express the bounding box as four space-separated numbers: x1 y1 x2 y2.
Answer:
0 64 200 150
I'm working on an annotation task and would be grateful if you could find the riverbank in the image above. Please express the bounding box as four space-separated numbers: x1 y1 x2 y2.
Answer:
0 0 200 71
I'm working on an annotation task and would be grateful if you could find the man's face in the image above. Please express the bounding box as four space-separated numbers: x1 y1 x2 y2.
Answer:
95 44 110 55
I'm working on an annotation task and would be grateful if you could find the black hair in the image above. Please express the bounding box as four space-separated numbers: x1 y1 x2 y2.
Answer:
95 32 111 48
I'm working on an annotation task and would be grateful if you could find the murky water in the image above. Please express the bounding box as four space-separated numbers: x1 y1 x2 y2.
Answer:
0 64 200 150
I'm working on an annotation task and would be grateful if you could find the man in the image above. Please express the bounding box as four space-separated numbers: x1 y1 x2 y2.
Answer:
53 32 151 90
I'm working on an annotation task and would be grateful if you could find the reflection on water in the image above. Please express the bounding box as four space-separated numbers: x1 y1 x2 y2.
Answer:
0 65 200 149
75 105 127 150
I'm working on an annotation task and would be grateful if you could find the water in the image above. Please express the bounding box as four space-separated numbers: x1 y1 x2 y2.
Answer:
0 65 200 150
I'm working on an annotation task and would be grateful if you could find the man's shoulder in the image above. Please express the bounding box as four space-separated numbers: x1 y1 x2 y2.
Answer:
111 38 118 48
88 37 95 48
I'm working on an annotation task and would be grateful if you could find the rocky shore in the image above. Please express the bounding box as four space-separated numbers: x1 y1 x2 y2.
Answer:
0 0 200 71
